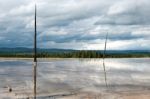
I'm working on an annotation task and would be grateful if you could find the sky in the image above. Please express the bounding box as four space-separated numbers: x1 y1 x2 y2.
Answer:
0 0 150 50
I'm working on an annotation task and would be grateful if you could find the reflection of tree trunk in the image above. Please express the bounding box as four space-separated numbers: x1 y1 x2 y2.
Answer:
33 62 37 99
33 3 37 99
103 60 108 87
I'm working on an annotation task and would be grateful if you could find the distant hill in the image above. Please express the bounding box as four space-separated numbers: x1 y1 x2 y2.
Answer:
0 47 149 53
0 47 74 53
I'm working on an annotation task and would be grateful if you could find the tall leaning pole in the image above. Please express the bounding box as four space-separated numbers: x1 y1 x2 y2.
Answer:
103 32 108 60
33 1 37 99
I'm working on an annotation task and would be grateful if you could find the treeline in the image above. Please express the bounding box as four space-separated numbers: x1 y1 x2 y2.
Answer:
0 50 150 58
38 51 103 58
0 51 103 58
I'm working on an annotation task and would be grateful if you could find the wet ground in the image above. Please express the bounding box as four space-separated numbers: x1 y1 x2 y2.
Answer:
0 58 150 99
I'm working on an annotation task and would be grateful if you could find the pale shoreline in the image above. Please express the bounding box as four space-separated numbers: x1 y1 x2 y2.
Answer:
1 89 150 99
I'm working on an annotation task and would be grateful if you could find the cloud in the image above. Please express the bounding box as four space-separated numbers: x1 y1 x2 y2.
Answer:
0 0 150 50
96 0 150 25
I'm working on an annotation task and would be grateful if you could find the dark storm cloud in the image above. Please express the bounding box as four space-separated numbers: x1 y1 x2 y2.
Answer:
0 0 150 50
39 31 143 43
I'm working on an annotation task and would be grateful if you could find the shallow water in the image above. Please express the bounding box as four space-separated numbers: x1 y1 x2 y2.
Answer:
0 58 150 98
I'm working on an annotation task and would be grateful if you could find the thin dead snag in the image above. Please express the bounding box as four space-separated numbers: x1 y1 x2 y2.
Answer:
33 2 37 99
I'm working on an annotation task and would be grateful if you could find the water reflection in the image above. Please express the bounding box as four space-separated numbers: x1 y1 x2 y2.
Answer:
79 58 108 87
0 58 150 98
103 60 108 87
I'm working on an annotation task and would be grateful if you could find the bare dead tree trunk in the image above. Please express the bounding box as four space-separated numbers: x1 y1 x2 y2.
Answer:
103 32 108 87
103 32 108 60
33 3 37 99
